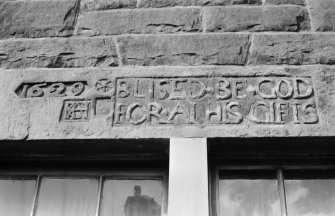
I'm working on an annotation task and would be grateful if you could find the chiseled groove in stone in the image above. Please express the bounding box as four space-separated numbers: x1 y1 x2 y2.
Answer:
244 34 255 65
116 33 251 66
248 33 335 65
137 0 262 8
75 7 202 36
0 37 119 68
263 0 306 5
81 0 137 11
202 5 310 32
80 0 262 11
305 0 314 31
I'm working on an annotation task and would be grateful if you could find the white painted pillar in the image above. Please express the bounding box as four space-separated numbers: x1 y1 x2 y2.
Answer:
168 138 209 216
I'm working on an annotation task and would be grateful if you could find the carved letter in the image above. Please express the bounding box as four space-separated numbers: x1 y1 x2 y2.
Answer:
275 102 289 124
235 80 247 99
248 101 271 123
170 79 187 100
226 102 243 124
258 79 277 99
148 102 168 124
190 80 207 99
114 103 127 124
206 103 222 123
126 103 147 125
276 79 293 99
293 78 313 99
301 103 318 124
148 80 154 99
156 80 169 100
168 102 191 123
133 79 145 99
117 80 131 98
291 102 301 124
216 79 232 100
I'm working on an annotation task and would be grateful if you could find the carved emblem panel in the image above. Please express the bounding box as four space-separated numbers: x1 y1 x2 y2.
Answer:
61 100 91 121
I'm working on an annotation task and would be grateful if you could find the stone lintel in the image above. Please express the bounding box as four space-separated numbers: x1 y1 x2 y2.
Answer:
0 65 334 140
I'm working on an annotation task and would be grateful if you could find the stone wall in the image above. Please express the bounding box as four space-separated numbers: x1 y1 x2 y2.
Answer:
0 0 334 139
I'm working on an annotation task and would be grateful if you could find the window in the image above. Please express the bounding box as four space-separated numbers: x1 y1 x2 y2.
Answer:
209 137 335 216
0 139 169 216
213 167 335 216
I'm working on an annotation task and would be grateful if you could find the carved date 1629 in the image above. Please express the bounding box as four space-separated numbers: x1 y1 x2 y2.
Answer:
15 82 86 98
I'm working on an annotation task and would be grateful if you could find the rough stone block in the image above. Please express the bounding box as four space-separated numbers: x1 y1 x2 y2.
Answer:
307 0 335 31
0 0 80 38
203 5 310 32
0 37 118 68
117 34 250 66
264 0 305 5
76 8 201 35
137 0 261 7
248 33 335 65
81 0 136 11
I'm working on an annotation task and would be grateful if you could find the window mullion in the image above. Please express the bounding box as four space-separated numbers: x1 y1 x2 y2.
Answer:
30 175 42 216
277 169 288 216
95 175 104 216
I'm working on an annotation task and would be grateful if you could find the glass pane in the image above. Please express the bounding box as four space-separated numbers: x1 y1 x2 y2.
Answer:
100 179 163 216
0 178 36 216
285 170 335 216
219 170 281 216
35 178 99 216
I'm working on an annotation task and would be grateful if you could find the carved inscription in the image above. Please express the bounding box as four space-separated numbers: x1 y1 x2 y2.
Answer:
61 100 91 121
114 77 318 126
15 82 86 98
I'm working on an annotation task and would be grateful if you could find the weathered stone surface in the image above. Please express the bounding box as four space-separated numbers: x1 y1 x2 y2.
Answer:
264 0 305 5
0 0 80 38
203 6 310 32
81 0 136 11
0 37 118 68
76 8 201 35
117 34 250 66
248 34 335 65
137 0 261 7
0 65 334 140
307 0 335 31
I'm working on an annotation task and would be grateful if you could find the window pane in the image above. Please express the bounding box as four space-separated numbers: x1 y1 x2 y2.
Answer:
219 170 281 216
35 178 99 216
100 179 163 216
285 170 335 216
0 178 36 216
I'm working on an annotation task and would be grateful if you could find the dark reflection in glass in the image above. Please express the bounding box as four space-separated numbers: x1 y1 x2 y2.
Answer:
219 170 280 216
285 170 335 216
100 180 163 216
124 185 161 216
35 178 98 216
0 179 36 216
